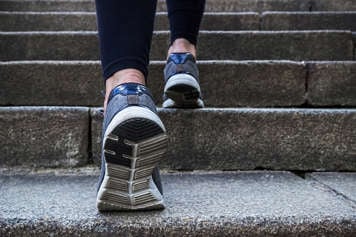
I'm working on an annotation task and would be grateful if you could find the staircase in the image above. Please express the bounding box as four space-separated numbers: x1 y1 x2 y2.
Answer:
0 0 355 236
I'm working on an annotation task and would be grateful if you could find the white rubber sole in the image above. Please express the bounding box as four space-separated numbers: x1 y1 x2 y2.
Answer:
163 73 204 108
96 106 168 211
164 73 201 93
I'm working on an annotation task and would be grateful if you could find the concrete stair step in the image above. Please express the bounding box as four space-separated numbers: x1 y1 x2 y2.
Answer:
1 106 355 171
1 0 356 12
0 170 355 236
0 11 260 31
1 31 354 61
1 60 356 107
262 11 356 31
2 11 356 31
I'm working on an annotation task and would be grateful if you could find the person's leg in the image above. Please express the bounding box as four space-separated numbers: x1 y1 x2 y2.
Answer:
166 0 205 59
95 0 168 211
95 0 157 111
163 0 206 108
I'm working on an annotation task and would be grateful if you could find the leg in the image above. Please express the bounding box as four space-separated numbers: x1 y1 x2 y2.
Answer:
95 0 157 111
166 0 206 58
163 0 206 108
95 0 168 211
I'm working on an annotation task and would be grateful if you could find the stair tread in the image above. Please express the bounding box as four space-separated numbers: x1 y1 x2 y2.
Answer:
0 171 355 236
0 31 353 61
1 106 356 170
1 0 356 12
1 60 355 107
1 11 356 31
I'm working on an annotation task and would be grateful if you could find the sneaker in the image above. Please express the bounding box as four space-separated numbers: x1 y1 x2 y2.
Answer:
96 82 168 211
163 52 204 108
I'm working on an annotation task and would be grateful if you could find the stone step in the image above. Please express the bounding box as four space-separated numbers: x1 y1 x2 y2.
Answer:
1 31 353 61
0 11 260 31
262 11 356 31
2 11 356 31
1 60 356 107
0 170 355 236
0 107 89 168
1 0 356 12
1 106 356 171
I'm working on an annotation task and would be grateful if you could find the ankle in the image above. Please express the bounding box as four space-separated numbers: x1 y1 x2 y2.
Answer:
104 69 145 112
167 38 197 59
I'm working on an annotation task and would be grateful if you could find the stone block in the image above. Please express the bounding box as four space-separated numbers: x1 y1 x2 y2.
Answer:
0 106 89 168
0 60 306 107
262 12 356 31
307 61 356 106
1 31 353 61
0 12 260 31
307 172 356 203
91 108 356 171
0 172 355 236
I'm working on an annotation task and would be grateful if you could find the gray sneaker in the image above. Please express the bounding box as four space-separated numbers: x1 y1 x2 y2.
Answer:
96 83 168 211
163 52 204 108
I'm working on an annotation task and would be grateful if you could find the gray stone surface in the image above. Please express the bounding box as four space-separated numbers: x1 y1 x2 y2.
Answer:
0 0 96 12
307 172 356 203
0 106 89 168
0 12 260 31
2 0 356 12
310 0 356 11
307 61 356 106
0 60 306 107
0 31 353 61
149 60 306 107
3 11 356 32
0 61 104 106
0 0 314 12
262 12 356 31
0 171 355 236
199 12 260 31
91 108 356 171
1 0 355 12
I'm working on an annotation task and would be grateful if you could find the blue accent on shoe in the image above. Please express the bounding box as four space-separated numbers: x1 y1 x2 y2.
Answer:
163 53 204 108
168 52 195 64
108 83 153 103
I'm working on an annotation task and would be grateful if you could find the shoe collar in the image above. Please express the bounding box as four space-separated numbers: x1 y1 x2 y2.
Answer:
167 52 196 64
108 83 153 103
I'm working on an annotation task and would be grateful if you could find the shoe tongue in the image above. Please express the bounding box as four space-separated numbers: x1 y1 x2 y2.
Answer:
169 53 194 64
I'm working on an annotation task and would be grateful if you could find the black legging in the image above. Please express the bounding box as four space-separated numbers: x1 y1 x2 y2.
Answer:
95 0 205 81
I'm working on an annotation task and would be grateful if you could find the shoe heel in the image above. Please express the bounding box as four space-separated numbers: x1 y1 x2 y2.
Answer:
97 106 168 211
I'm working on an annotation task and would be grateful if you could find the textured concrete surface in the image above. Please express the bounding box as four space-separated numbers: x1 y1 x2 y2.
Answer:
0 12 260 31
0 0 314 12
91 108 356 171
0 61 104 106
307 61 356 106
149 60 306 107
0 0 96 12
307 172 356 203
310 0 356 11
1 0 355 12
0 171 355 236
0 107 89 168
0 31 353 61
262 12 356 31
0 60 306 107
3 11 356 31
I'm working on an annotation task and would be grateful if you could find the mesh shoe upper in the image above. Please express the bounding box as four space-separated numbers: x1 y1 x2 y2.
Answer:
164 52 199 83
163 52 204 108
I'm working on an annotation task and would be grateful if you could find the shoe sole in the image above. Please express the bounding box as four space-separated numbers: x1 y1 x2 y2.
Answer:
163 73 204 108
96 106 168 211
